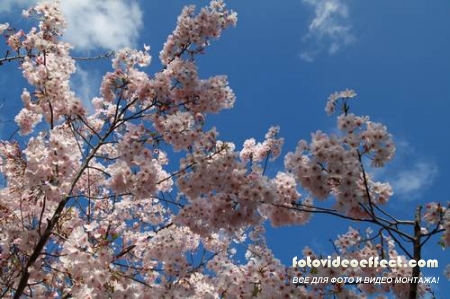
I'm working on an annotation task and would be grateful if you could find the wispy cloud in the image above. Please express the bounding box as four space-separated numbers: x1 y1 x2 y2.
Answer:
71 63 100 114
300 0 355 62
364 139 438 202
391 161 438 201
61 0 143 51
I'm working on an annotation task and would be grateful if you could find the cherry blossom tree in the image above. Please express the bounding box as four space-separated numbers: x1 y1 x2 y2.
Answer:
0 1 448 298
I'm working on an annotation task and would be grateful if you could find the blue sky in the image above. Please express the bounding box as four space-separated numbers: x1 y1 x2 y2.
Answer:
1 0 449 297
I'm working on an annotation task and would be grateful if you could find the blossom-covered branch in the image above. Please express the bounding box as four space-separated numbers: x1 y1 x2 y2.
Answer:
0 1 448 298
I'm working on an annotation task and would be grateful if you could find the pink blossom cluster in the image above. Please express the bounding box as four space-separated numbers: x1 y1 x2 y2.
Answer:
240 126 284 162
422 202 450 247
443 209 450 247
162 57 236 115
204 242 307 298
12 1 85 135
153 111 202 151
175 144 266 235
24 1 67 36
259 172 313 227
159 0 237 64
112 47 152 70
292 227 428 298
325 88 357 115
423 202 445 225
0 1 448 298
107 124 172 198
285 91 395 217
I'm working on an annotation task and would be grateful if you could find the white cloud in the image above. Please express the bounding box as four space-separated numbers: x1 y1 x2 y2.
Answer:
391 161 438 200
1 0 143 51
298 51 315 63
61 0 143 51
301 0 355 62
368 139 439 202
